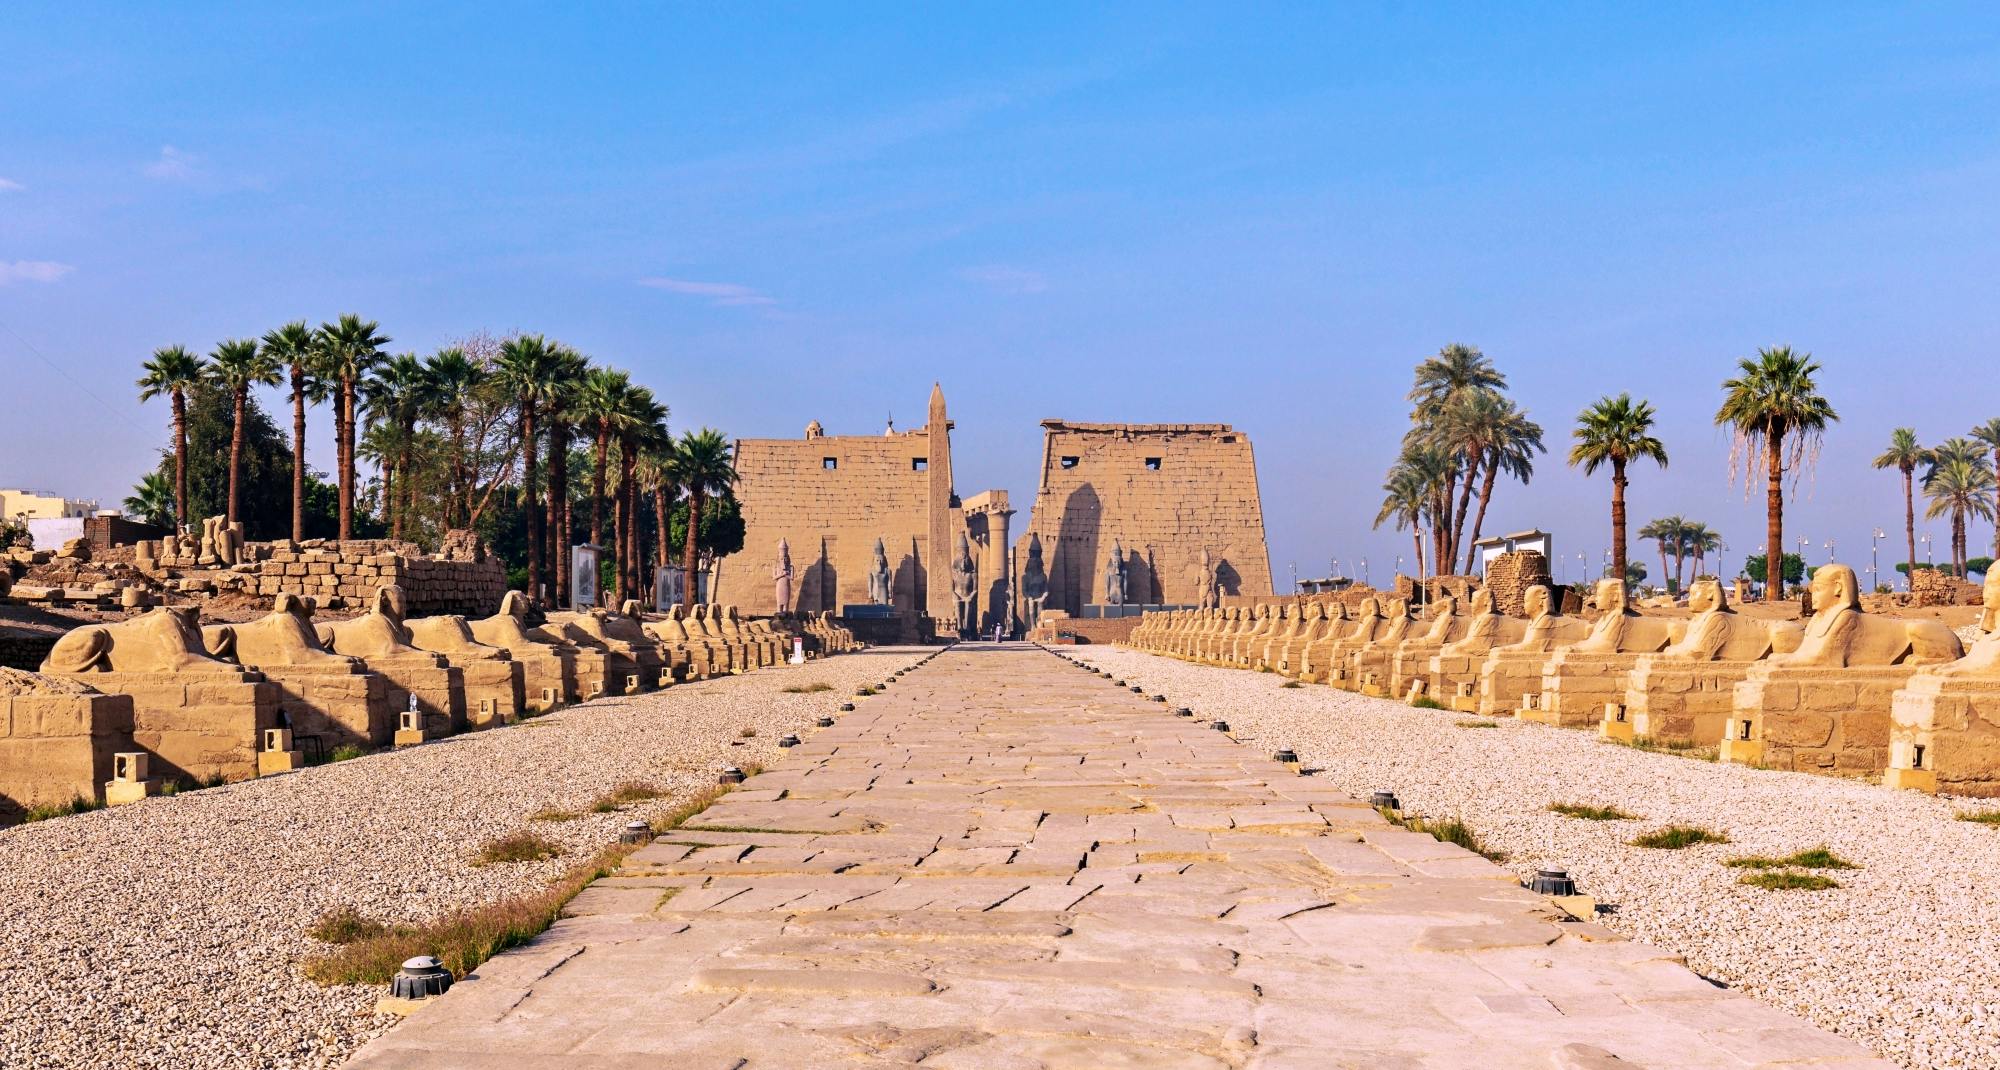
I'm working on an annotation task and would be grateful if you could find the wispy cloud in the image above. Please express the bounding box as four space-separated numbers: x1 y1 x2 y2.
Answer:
636 276 776 308
143 145 201 181
0 260 74 285
0 178 22 193
959 265 1048 294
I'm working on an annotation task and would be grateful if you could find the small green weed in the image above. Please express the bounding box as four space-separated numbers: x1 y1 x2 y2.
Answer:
1279 680 1303 689
1724 847 1856 871
1410 696 1445 710
1548 802 1638 821
1738 870 1840 891
21 795 102 823
780 682 832 694
1454 719 1499 728
1630 825 1730 850
474 830 562 865
1376 806 1506 862
1956 810 2000 826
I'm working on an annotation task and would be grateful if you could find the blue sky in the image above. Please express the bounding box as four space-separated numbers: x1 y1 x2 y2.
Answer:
3 4 1998 587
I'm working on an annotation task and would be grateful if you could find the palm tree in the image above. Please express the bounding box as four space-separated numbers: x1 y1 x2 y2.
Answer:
1715 346 1837 598
422 347 485 527
612 387 669 601
638 441 680 576
1872 428 1931 591
574 366 633 548
208 338 283 526
136 344 207 532
1973 418 2000 562
1405 344 1505 571
1924 444 1997 579
123 471 177 528
1638 517 1679 596
1681 521 1722 580
260 321 320 542
1455 394 1545 572
317 315 390 539
361 353 430 540
538 347 590 606
669 428 736 609
493 335 562 604
1568 394 1668 591
1373 455 1434 582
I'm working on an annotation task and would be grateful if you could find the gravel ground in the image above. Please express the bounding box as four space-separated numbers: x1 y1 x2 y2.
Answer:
1076 646 2000 1070
0 648 925 1069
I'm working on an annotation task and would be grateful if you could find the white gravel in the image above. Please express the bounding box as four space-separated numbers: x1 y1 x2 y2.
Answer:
0 648 926 1069
1077 646 2000 1070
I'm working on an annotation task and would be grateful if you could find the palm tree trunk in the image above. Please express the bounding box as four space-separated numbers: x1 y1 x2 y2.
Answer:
1673 543 1686 594
620 438 638 600
1902 466 1916 591
1411 531 1425 589
682 487 704 610
653 485 670 571
228 388 246 524
1448 452 1479 574
452 412 471 527
521 406 543 605
339 376 357 540
384 463 397 539
1765 434 1784 597
549 422 569 607
172 392 189 532
591 426 610 547
290 368 306 542
1610 458 1628 588
1658 544 1670 594
1461 456 1499 574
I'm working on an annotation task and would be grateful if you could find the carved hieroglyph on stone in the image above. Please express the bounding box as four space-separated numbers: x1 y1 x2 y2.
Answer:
1724 564 1963 778
202 594 395 752
42 607 279 784
1886 571 2000 794
866 538 893 606
317 586 469 737
1613 579 1802 745
1020 533 1050 629
1520 579 1681 728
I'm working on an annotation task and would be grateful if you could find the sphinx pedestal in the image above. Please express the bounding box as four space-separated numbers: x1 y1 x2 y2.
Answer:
1885 674 2000 795
459 659 527 728
47 670 280 784
1520 651 1643 729
1724 665 1927 778
0 688 133 811
1477 650 1552 718
1429 654 1486 712
513 649 577 712
1614 658 1761 747
259 664 395 752
362 655 468 737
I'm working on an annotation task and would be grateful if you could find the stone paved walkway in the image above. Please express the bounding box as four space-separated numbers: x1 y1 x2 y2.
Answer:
348 645 1891 1069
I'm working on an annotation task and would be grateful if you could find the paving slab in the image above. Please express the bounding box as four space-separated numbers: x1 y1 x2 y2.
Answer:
346 644 1894 1069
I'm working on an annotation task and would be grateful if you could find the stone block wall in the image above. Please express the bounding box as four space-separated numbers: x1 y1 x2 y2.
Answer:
1911 567 1981 607
1484 551 1551 617
250 543 506 617
0 635 59 673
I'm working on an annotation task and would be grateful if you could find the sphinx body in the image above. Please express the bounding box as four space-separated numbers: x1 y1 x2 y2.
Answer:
1229 606 1280 667
404 611 527 726
1389 594 1475 700
1427 588 1534 710
203 594 396 750
1520 580 1683 728
1298 601 1368 683
469 591 583 711
1726 564 1964 778
1611 580 1802 745
317 586 469 737
545 603 669 692
1321 598 1399 689
1343 599 1419 695
1885 571 2000 794
43 606 279 783
1261 603 1317 671
1474 587 1591 717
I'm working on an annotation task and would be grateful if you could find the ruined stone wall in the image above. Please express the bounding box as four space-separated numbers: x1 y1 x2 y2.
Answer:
1911 567 1981 608
1483 551 1552 617
142 537 506 617
715 425 944 617
1015 421 1272 621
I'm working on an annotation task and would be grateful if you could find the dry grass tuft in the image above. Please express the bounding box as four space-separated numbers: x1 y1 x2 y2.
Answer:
474 830 562 866
1548 801 1639 821
1454 719 1499 728
1630 825 1729 850
1739 870 1840 891
779 682 832 694
590 781 666 813
1376 806 1506 862
1956 810 2000 826
21 795 102 823
1279 680 1303 689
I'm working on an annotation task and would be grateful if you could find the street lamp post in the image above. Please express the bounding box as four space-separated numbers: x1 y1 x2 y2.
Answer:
1922 533 1934 569
1870 528 1884 592
1359 557 1368 587
1824 539 1834 566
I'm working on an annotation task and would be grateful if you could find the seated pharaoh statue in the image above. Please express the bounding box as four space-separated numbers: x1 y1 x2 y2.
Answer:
42 606 280 783
1610 579 1802 745
1724 563 1963 777
1519 579 1681 728
1429 587 1533 710
469 591 582 709
1885 570 2000 795
317 586 469 736
1474 584 1592 717
203 594 394 751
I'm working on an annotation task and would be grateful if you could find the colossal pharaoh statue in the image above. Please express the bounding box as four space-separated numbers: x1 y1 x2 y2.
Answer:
950 532 978 634
1020 533 1050 628
866 538 893 606
1102 539 1128 606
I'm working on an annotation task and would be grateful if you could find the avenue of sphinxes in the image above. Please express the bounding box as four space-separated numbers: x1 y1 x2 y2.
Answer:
1607 579 1803 745
1518 579 1681 728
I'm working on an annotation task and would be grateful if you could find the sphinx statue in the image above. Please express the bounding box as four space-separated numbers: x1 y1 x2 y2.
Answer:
1388 593 1473 699
1344 597 1420 694
317 586 469 736
1519 579 1683 728
866 538 893 606
642 603 722 678
1613 579 1803 745
1254 603 1305 669
545 598 669 690
1200 606 1246 664
1227 605 1277 666
1887 571 2000 794
42 606 279 784
1474 585 1592 717
203 594 395 750
470 590 583 709
1429 587 1533 710
1274 602 1329 675
405 609 527 727
1302 597 1385 685
1726 564 1964 777
1296 600 1361 682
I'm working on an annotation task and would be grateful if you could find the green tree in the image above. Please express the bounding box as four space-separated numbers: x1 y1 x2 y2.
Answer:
1743 552 1805 587
361 353 431 540
1973 417 2000 563
151 381 295 539
261 321 321 543
123 471 177 528
1683 521 1722 579
318 314 390 539
1567 393 1668 592
1638 516 1682 595
493 334 562 604
574 366 632 549
1924 439 1996 579
669 428 737 609
612 386 669 601
1872 427 1931 591
208 337 283 525
1374 446 1447 581
135 344 208 531
1715 346 1838 600
422 347 486 527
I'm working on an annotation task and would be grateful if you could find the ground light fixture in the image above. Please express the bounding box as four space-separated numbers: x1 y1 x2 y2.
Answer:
1176 707 1193 717
1274 748 1299 764
619 821 652 844
390 956 453 1000
1369 790 1400 810
1211 720 1230 732
840 702 855 712
1527 867 1578 897
718 766 746 784
778 734 800 748
816 716 835 728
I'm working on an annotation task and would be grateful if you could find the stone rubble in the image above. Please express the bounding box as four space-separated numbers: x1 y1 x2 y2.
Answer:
1079 646 2000 1070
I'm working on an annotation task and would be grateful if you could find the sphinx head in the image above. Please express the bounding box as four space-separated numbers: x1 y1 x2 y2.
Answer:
498 590 529 619
1810 564 1861 616
1523 585 1552 620
373 585 407 621
274 592 315 621
1982 570 2000 633
620 598 642 618
1595 579 1627 615
1468 588 1495 616
1357 597 1382 619
1686 578 1727 615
